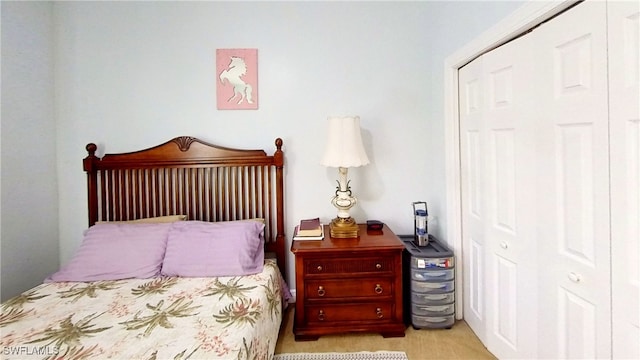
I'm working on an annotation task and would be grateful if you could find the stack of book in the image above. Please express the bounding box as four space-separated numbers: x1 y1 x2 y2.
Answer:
293 217 324 240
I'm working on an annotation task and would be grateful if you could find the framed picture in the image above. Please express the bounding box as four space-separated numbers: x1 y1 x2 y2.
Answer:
216 48 258 110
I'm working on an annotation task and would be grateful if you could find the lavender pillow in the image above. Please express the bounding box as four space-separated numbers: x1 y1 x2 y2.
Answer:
161 220 265 277
45 223 171 282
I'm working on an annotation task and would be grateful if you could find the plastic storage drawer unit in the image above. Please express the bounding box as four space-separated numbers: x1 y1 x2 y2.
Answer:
401 235 455 329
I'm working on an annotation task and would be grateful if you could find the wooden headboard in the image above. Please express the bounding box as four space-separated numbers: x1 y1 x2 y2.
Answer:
82 136 286 274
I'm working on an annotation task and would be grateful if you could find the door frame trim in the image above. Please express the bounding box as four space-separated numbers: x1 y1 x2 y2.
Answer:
444 0 577 320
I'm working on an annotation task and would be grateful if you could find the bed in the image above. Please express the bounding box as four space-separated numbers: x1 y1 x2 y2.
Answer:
0 136 288 360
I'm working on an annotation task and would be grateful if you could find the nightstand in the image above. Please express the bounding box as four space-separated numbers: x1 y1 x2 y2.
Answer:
290 224 405 341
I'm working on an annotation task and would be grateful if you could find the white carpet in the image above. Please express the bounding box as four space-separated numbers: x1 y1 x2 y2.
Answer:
273 351 408 360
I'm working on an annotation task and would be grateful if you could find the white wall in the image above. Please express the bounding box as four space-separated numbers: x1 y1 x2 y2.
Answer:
1 1 523 298
1 1 59 301
54 1 522 286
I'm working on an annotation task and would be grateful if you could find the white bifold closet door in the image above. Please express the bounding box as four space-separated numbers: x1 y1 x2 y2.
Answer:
459 30 539 359
459 53 486 346
609 1 640 359
534 1 611 358
458 0 640 358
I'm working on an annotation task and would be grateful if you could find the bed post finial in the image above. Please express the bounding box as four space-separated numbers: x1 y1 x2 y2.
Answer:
86 143 97 156
274 138 283 165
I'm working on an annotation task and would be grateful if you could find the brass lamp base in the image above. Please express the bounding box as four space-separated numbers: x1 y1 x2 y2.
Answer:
329 217 359 238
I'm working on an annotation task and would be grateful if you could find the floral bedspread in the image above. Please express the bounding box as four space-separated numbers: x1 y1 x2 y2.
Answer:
0 260 285 360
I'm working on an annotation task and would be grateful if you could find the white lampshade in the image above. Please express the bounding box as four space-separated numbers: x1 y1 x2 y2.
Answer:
321 116 370 168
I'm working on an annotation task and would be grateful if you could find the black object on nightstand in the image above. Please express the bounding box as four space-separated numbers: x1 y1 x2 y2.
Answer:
366 220 384 231
400 234 456 329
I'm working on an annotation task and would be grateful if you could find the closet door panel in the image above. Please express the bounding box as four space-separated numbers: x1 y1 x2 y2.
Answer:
481 33 538 359
609 1 640 358
533 1 611 358
459 57 487 344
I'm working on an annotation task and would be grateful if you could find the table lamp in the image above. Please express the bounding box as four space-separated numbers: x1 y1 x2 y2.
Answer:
321 116 370 238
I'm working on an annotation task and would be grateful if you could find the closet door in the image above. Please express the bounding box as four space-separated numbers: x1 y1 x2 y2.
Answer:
459 32 539 359
481 33 538 359
609 1 640 358
533 1 612 358
459 56 487 345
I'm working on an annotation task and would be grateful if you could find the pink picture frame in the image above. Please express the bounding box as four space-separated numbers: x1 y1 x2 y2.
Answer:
216 49 258 110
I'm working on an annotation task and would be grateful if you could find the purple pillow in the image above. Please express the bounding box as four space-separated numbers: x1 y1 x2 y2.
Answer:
161 220 265 277
45 223 171 282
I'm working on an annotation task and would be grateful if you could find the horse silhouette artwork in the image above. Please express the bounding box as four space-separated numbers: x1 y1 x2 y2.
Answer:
219 56 254 105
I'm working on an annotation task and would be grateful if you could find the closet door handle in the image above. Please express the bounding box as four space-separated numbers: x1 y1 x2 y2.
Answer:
500 242 508 249
568 272 582 283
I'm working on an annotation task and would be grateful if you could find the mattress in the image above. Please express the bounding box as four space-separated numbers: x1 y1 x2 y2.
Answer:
1 259 285 360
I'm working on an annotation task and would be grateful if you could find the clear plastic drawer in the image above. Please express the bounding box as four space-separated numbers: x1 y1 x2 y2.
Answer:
412 303 455 317
411 268 454 281
410 256 454 269
411 279 454 294
411 314 455 329
411 291 455 305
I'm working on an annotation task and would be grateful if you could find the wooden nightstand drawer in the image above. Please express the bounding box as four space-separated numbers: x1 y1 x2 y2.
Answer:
305 278 394 300
304 257 392 275
304 303 395 324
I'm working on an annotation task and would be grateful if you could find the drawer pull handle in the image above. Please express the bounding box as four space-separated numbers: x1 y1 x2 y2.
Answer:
376 263 382 269
317 286 325 297
317 265 323 272
374 284 383 294
318 310 325 321
376 308 384 319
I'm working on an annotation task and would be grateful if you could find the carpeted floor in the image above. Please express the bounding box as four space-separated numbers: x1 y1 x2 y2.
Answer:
274 351 408 360
275 306 496 360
